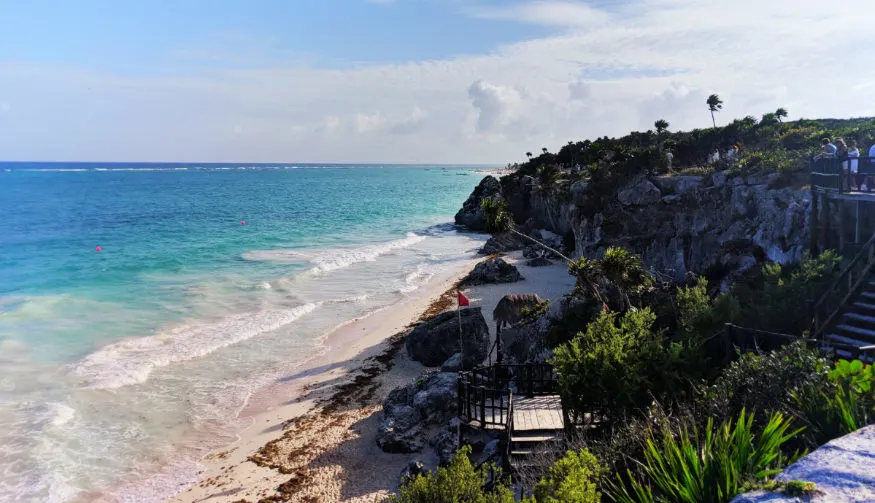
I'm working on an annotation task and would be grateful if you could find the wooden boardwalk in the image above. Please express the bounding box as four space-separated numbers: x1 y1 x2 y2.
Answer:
512 395 563 431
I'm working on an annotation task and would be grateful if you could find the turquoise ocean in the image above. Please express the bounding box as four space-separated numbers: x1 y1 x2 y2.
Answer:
0 163 489 502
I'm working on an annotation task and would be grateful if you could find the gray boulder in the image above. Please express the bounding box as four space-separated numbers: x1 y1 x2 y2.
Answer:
377 371 460 454
432 429 460 467
412 372 458 423
441 353 462 372
455 176 502 231
400 461 426 482
618 177 662 206
376 404 424 453
464 258 524 285
479 231 527 254
570 180 589 206
653 175 704 195
405 308 489 368
477 439 501 466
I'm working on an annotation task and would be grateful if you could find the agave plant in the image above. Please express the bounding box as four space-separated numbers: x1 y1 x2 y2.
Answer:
608 409 803 503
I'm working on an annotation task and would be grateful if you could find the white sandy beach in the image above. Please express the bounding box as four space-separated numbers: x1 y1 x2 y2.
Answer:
169 251 575 503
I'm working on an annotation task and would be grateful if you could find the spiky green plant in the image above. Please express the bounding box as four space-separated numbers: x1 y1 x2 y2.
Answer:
481 197 512 234
608 409 803 503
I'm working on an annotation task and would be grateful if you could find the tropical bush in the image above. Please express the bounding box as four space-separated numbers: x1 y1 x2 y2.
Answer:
551 308 693 419
480 197 512 234
793 359 875 445
608 410 803 503
531 449 604 503
388 446 515 503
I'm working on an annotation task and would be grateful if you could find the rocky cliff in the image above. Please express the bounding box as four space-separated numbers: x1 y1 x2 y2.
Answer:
457 171 810 282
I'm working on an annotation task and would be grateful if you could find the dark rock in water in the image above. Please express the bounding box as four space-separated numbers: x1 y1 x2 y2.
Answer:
455 176 502 231
406 308 489 368
400 461 427 482
377 371 461 454
441 353 462 372
432 429 460 467
526 257 553 267
479 231 527 254
464 258 524 285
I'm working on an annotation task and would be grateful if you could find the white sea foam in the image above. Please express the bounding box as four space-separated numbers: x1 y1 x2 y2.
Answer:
69 303 319 389
308 233 427 273
241 249 310 263
46 403 75 427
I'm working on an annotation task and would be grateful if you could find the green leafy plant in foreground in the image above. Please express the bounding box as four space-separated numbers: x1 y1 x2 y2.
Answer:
608 409 803 503
388 446 514 503
532 449 604 503
793 358 875 444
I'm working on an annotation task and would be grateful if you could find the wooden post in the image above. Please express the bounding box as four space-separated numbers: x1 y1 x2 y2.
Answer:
824 198 832 251
811 190 819 255
839 200 845 253
495 323 503 364
856 200 862 244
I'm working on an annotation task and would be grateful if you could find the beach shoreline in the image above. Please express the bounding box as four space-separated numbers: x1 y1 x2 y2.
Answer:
167 251 575 503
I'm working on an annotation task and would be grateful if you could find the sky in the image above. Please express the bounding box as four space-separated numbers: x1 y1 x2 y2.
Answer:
1 0 875 164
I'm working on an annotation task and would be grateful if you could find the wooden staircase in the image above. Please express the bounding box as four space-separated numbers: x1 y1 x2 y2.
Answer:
505 395 565 473
811 232 875 362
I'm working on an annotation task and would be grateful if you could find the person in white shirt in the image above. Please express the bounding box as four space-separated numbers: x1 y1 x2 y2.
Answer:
848 140 861 190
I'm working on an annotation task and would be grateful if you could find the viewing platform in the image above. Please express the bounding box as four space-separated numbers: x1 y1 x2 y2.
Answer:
809 156 875 256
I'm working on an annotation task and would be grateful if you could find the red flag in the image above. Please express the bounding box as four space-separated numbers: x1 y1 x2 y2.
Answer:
457 290 470 307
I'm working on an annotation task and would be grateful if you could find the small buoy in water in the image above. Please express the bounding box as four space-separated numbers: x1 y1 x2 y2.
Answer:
241 221 246 225
95 246 102 252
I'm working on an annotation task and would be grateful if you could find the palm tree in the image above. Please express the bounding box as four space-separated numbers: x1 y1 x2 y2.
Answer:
654 119 669 135
775 108 788 123
537 164 562 193
706 94 723 128
481 197 571 262
526 152 533 160
600 247 653 309
542 147 548 154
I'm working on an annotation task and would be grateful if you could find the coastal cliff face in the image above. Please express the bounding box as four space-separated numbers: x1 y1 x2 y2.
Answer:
459 171 810 281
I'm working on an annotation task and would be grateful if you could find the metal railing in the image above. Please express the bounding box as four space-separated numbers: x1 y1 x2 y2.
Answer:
809 231 875 340
811 156 875 193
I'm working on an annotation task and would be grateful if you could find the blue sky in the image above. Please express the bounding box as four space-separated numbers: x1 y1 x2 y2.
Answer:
2 0 875 163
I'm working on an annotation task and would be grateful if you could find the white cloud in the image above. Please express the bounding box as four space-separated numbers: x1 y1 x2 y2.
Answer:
2 0 875 163
465 1 611 28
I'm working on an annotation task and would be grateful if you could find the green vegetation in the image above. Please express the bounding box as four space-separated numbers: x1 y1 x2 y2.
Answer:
388 446 515 503
707 94 723 128
532 449 604 503
481 197 512 234
609 410 802 503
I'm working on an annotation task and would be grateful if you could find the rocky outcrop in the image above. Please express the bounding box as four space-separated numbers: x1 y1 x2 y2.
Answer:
464 258 524 285
377 372 459 453
455 176 502 231
405 308 489 368
480 231 527 254
463 170 810 283
732 425 875 503
432 428 460 467
500 314 553 364
618 177 662 206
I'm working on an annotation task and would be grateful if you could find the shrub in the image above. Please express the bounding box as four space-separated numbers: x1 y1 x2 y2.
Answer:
551 308 692 419
793 358 875 445
532 449 604 503
698 341 830 430
388 446 515 503
608 410 803 503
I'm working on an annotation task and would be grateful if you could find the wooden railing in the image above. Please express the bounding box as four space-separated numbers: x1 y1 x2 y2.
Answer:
809 232 875 339
457 363 557 428
811 156 875 193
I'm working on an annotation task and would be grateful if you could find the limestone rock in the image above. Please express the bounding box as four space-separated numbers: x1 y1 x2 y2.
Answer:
479 231 527 254
464 258 524 285
732 425 875 503
405 308 489 368
440 353 462 372
618 177 662 206
432 429 460 467
377 372 460 454
653 175 703 195
454 176 502 231
570 180 590 205
400 461 426 482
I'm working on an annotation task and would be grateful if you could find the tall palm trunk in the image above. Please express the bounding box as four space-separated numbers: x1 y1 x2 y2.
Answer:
711 110 716 128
